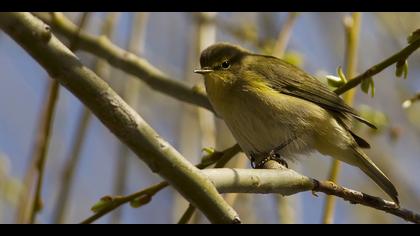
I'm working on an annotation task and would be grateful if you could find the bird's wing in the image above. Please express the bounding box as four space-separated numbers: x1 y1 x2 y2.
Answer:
250 55 376 129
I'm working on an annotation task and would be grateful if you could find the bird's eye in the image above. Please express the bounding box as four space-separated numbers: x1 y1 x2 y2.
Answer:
221 61 230 69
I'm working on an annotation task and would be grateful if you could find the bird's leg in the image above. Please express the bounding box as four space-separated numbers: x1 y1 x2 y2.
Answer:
251 149 288 169
268 149 288 168
251 138 295 169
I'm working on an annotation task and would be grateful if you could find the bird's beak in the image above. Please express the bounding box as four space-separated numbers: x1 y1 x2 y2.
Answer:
194 67 213 74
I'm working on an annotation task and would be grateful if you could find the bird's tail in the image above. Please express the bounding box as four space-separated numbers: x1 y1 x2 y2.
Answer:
352 147 399 205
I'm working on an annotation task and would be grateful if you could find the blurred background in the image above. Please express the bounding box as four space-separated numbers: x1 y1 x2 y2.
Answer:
0 12 419 224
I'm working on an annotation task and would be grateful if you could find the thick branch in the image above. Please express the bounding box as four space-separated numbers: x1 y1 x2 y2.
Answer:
202 168 420 224
0 12 239 224
33 12 213 112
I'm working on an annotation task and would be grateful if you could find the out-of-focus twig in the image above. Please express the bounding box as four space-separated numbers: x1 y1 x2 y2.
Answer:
177 204 196 224
111 12 149 224
51 12 119 224
272 12 299 58
15 12 90 224
402 92 420 108
28 79 60 224
323 12 362 224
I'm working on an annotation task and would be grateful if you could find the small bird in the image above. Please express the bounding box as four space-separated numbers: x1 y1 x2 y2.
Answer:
195 42 399 204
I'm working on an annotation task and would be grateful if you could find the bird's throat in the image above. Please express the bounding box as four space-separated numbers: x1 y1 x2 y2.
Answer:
204 76 235 116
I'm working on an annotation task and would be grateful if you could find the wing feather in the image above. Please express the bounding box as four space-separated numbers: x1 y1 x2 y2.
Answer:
249 55 376 129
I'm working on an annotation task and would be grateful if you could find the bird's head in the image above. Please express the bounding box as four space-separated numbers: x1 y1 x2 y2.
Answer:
195 42 250 85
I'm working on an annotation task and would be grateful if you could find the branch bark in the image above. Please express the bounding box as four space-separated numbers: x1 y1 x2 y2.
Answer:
0 12 239 224
202 166 420 224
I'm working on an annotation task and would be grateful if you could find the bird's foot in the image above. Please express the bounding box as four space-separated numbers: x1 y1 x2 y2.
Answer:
250 150 288 169
268 149 288 168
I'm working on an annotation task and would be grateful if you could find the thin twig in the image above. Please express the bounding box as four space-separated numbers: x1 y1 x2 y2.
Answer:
314 180 419 224
402 92 420 108
215 17 264 50
23 12 90 224
334 32 420 95
79 143 241 224
52 12 119 224
177 204 196 224
272 12 299 58
80 181 169 224
52 107 90 223
28 80 60 224
323 12 362 224
111 12 148 224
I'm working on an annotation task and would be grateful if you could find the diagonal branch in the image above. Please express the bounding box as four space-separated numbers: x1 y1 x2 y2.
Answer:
0 12 239 224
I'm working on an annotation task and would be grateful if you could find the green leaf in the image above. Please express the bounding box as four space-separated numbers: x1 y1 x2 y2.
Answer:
337 66 347 82
407 28 420 44
130 195 151 208
91 196 113 213
403 60 408 79
370 79 375 97
326 66 348 89
361 78 370 94
201 147 215 155
361 77 375 97
395 60 406 78
326 75 345 88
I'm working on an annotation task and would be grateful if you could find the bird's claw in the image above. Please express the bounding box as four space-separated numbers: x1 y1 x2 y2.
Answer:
268 149 288 168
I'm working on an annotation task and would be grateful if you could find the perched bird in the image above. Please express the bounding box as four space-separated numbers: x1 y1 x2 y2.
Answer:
194 42 399 204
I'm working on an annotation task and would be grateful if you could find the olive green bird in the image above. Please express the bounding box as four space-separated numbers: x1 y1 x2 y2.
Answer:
195 42 399 204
